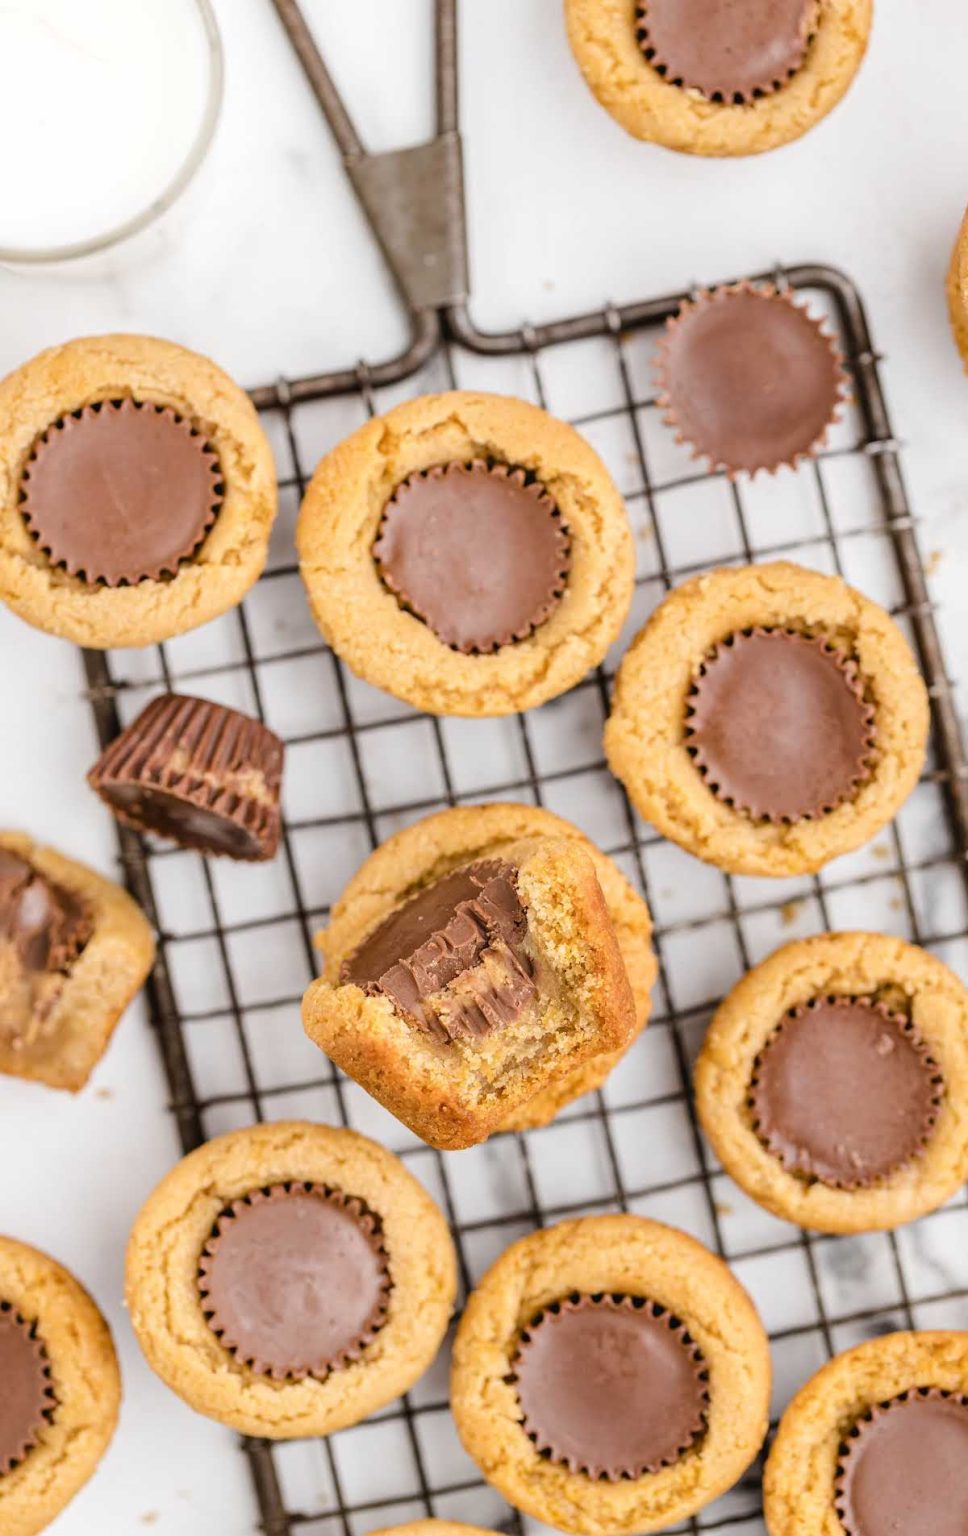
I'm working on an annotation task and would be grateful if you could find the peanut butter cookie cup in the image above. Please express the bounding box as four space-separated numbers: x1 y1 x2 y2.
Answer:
312 804 655 1138
564 0 872 157
654 283 847 476
604 562 929 877
947 205 968 371
0 334 276 648
126 1122 456 1438
695 931 968 1234
0 830 154 1091
304 812 637 1150
0 1236 120 1536
764 1330 968 1536
451 1214 770 1535
296 391 634 716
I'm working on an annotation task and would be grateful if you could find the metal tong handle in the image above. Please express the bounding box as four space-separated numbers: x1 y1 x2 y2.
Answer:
269 0 469 313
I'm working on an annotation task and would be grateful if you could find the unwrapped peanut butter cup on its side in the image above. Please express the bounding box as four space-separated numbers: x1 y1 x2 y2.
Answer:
654 283 846 476
20 398 222 586
88 693 283 861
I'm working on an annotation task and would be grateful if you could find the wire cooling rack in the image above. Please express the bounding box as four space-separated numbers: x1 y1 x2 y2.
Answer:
80 4 968 1534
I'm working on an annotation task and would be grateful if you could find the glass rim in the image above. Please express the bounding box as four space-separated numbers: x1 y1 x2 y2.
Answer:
0 0 224 265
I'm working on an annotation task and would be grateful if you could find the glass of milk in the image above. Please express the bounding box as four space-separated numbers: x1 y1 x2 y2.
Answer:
0 0 223 262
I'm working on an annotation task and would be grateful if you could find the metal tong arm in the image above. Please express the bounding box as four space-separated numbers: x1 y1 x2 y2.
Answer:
269 0 468 314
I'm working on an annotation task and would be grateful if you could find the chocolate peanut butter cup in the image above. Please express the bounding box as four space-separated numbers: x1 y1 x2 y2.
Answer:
749 997 943 1190
198 1183 391 1382
635 0 816 103
834 1389 968 1536
511 1294 708 1481
373 460 570 654
654 284 846 476
0 1304 56 1476
685 628 876 824
88 693 283 861
342 858 538 1044
20 398 222 587
0 849 92 975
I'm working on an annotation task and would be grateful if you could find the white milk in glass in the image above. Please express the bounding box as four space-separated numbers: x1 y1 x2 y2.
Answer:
0 0 217 255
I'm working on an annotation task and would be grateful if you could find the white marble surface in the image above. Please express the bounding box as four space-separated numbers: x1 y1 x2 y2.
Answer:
1 3 968 1533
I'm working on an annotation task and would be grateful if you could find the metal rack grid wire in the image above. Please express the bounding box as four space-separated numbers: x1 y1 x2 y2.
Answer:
81 264 968 1536
78 4 968 1535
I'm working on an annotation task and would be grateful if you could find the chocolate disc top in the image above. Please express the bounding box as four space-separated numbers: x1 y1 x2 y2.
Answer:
20 398 222 587
198 1183 391 1381
373 460 570 654
654 285 845 475
0 849 92 974
835 1390 968 1536
0 1305 56 1476
636 0 815 102
685 628 876 823
341 858 537 1044
511 1294 708 1481
750 998 943 1189
87 693 284 861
